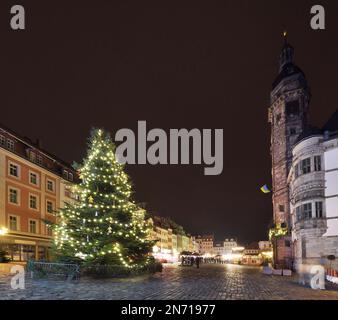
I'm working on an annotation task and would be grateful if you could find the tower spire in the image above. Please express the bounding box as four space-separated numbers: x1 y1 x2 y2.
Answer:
283 30 288 44
279 30 294 72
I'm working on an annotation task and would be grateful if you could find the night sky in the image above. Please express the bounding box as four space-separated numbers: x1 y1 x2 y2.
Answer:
1 1 337 244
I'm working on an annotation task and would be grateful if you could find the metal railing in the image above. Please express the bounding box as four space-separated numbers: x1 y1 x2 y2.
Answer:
26 261 80 280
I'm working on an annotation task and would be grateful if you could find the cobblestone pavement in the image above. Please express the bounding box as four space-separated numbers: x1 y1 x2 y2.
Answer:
1 264 338 300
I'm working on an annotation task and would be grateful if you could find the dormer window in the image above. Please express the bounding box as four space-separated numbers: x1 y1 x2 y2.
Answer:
68 173 73 181
7 139 14 151
63 170 68 180
37 155 43 165
0 135 5 146
29 151 36 163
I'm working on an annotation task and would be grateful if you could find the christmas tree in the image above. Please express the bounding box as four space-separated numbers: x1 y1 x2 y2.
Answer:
53 128 154 268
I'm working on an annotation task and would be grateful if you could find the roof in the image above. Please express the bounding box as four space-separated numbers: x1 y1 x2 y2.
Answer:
246 242 259 250
0 122 77 180
294 125 322 145
272 63 306 89
293 108 338 146
322 108 338 133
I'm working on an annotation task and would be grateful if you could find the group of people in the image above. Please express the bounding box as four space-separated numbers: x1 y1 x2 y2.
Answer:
181 256 201 268
181 256 229 268
203 257 225 264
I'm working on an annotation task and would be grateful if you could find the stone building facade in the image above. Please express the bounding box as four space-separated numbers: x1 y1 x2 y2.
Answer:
195 235 214 255
0 124 77 261
269 35 338 270
268 35 310 268
289 116 338 270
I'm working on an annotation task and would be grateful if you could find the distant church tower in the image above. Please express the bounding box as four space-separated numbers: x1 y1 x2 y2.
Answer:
268 33 311 268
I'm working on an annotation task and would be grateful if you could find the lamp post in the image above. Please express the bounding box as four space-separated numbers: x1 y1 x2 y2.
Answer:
0 227 8 236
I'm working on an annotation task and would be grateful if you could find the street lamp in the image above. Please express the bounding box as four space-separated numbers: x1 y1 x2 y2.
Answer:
0 227 8 236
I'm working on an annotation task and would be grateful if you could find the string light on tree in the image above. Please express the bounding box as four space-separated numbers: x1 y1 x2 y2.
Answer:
52 128 154 268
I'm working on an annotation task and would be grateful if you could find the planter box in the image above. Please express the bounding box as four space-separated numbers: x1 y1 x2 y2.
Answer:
272 269 283 276
326 275 338 284
282 269 292 276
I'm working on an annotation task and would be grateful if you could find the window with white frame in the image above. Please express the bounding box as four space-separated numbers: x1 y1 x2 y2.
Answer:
9 188 19 204
46 179 54 192
301 158 311 175
315 202 323 218
46 200 54 214
295 163 299 178
29 172 39 186
9 216 18 231
68 172 73 181
29 220 37 234
314 155 322 172
296 206 302 221
9 163 20 178
46 225 53 236
29 194 38 210
303 203 312 219
7 139 14 151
